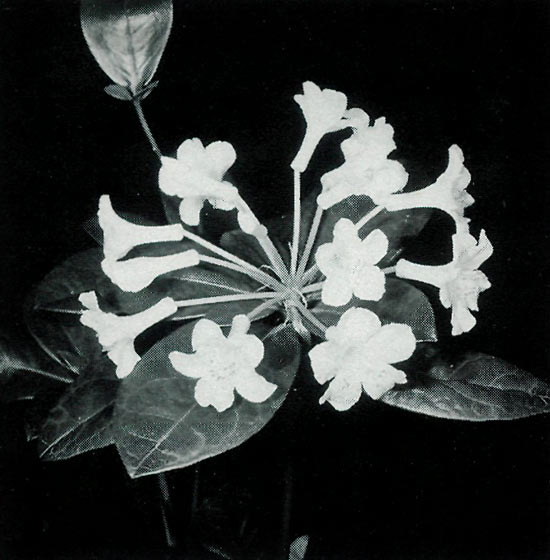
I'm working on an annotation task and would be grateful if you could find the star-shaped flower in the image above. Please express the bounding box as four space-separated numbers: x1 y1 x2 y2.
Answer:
159 138 251 227
318 111 408 209
79 292 177 378
98 195 184 261
291 81 349 172
315 219 388 307
309 308 415 410
385 144 474 230
395 228 493 335
169 315 276 412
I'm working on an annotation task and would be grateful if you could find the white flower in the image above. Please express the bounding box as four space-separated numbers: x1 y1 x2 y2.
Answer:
79 292 177 378
309 308 415 410
315 219 388 307
102 250 200 292
98 195 184 261
291 81 348 172
396 229 493 335
385 144 474 229
159 138 240 226
318 112 408 209
169 315 276 412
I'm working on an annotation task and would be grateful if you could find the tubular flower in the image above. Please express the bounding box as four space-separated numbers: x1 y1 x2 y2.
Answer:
315 219 388 307
98 195 184 261
79 292 177 378
309 308 415 410
318 111 408 209
396 229 493 335
159 138 255 228
385 144 474 230
169 315 276 412
102 250 200 293
291 81 349 172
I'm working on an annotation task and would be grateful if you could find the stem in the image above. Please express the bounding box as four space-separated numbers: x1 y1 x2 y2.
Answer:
294 301 328 335
175 292 280 308
247 297 283 320
355 205 383 232
300 263 320 287
157 473 176 548
133 99 161 159
383 265 397 275
237 198 290 281
290 170 301 275
181 228 283 290
302 281 323 294
296 204 324 279
200 255 281 291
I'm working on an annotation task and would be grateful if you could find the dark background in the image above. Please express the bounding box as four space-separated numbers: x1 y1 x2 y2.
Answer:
1 0 549 558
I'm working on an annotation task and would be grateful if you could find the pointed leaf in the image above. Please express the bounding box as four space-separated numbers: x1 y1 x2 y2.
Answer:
289 536 310 560
81 0 173 95
104 83 133 100
0 330 73 402
312 277 437 342
38 361 119 460
114 321 300 478
382 349 550 421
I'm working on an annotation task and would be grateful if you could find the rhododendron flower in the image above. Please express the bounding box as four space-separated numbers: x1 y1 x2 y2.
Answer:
309 308 415 410
98 195 184 261
102 250 200 292
291 81 349 172
396 229 493 335
169 315 276 412
385 144 473 229
318 112 408 209
315 219 388 306
79 292 177 378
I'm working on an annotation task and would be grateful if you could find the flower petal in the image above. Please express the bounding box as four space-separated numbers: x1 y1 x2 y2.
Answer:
450 304 477 336
352 265 386 301
364 323 416 364
361 364 407 400
321 275 354 307
107 340 140 379
205 141 237 179
191 319 226 351
334 307 382 343
309 341 339 384
234 370 277 403
169 351 205 379
360 229 388 265
319 375 362 411
194 377 235 412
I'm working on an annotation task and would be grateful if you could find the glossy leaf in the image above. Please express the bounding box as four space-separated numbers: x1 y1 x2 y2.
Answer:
81 0 173 95
382 349 550 421
38 361 119 460
0 330 73 402
25 249 107 374
114 321 300 478
312 277 437 342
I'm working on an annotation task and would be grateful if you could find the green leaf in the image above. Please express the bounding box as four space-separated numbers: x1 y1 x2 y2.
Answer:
381 349 550 421
104 83 133 100
114 321 301 478
37 361 119 460
25 249 108 374
81 0 173 95
312 278 437 342
31 249 104 312
289 536 310 560
0 330 73 402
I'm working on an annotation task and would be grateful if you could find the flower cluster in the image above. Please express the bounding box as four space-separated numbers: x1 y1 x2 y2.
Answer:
79 81 492 412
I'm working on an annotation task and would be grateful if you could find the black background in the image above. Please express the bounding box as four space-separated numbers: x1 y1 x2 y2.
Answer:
1 1 549 559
